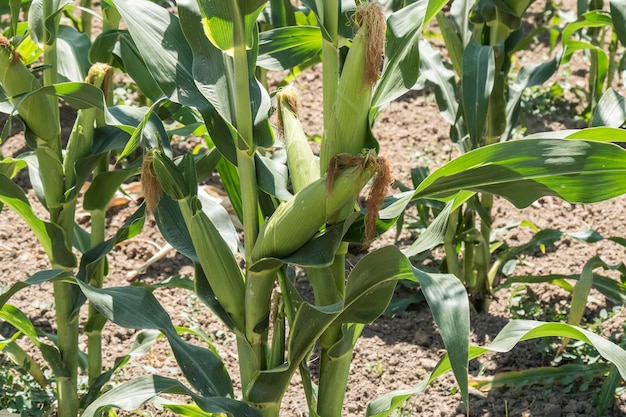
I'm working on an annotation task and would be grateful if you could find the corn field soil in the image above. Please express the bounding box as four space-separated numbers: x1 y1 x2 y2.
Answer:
2 2 626 414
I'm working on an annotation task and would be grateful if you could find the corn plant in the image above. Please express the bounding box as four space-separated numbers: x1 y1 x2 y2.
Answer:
409 0 626 311
0 2 171 416
66 1 626 416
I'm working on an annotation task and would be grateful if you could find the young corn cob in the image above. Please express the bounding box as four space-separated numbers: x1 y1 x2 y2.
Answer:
319 3 386 172
0 35 60 144
64 63 112 190
0 35 66 223
276 86 319 193
251 152 387 261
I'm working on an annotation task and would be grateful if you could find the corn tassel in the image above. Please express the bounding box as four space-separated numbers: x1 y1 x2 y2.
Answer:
276 86 319 193
252 152 384 261
319 3 386 172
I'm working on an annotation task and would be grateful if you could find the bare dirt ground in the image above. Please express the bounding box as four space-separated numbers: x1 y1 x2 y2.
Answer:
1 0 626 416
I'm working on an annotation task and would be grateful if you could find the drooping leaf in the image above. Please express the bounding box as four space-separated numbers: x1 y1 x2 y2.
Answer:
81 375 260 417
414 138 626 208
0 173 75 266
504 58 559 140
82 169 136 211
469 363 610 390
77 281 234 398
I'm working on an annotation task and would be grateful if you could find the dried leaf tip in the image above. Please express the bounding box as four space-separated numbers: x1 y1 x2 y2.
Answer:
355 2 386 86
276 86 301 138
141 151 163 214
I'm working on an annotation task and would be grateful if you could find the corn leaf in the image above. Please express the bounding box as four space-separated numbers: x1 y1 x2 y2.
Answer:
372 0 427 108
523 126 626 141
27 0 72 45
77 281 234 398
469 363 610 390
461 40 494 147
414 138 626 208
197 0 265 51
81 375 260 417
0 304 67 378
90 30 164 100
0 269 70 309
438 320 626 382
365 267 470 417
611 0 626 47
109 0 238 163
0 172 75 266
504 58 558 140
591 88 626 127
436 12 463 77
258 26 322 70
418 39 458 125
449 0 473 47
57 25 91 82
82 169 136 211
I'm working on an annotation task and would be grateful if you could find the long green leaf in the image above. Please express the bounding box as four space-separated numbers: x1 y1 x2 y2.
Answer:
0 173 75 266
370 319 626 416
418 39 457 125
77 281 234 398
469 363 610 390
0 269 70 309
81 375 260 417
27 0 72 45
611 0 626 47
414 138 626 208
372 0 427 108
257 26 322 71
591 88 626 127
461 40 494 147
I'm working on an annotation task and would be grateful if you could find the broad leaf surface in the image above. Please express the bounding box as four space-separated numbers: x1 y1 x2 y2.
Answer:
372 0 428 108
257 26 322 70
81 375 260 417
461 41 494 147
78 281 233 398
414 138 626 208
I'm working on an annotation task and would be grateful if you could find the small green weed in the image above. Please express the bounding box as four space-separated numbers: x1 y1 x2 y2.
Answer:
0 354 55 417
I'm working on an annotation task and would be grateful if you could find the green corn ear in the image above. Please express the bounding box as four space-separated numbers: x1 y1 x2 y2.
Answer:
0 35 66 219
251 154 380 261
276 86 319 193
0 35 59 144
320 3 386 172
150 151 245 329
64 63 112 190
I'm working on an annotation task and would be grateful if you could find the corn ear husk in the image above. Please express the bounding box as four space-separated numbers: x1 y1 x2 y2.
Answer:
320 3 386 171
251 153 382 261
0 35 59 144
149 150 246 329
64 63 113 190
276 86 319 193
